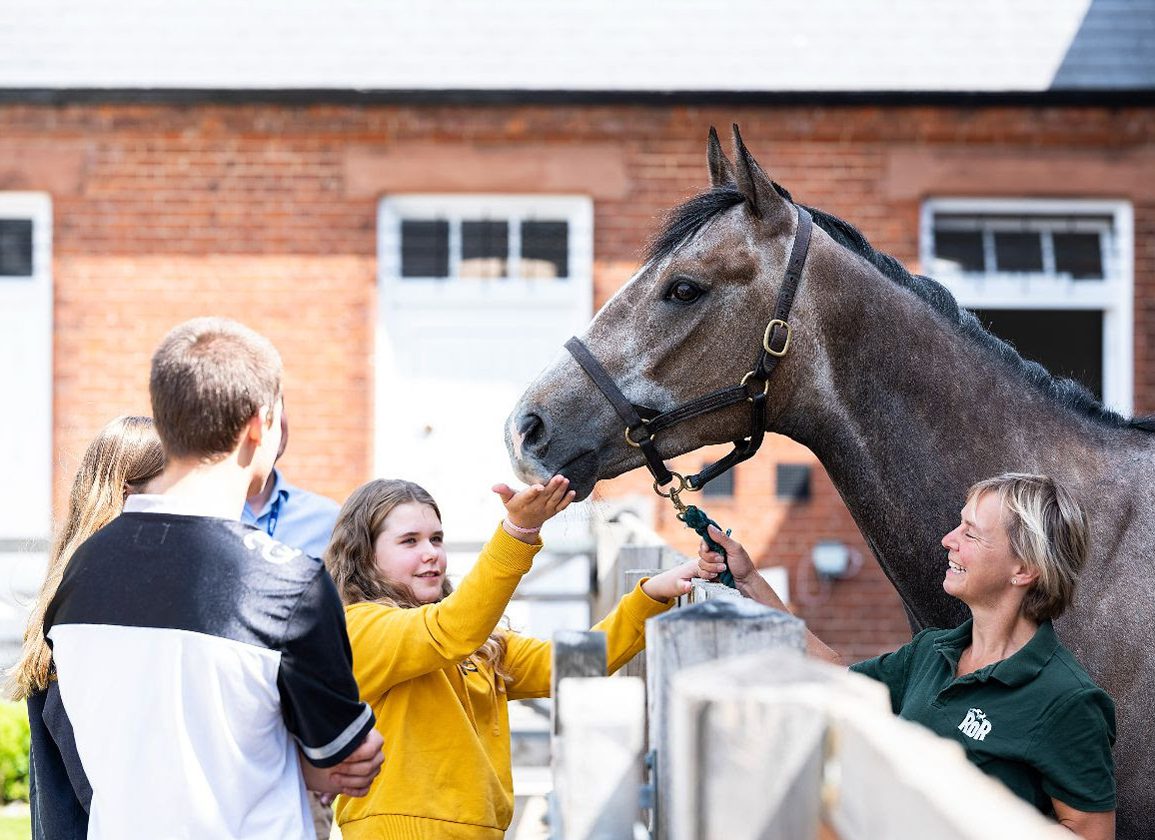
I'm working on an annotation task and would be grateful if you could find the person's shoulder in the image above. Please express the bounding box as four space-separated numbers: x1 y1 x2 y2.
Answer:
1048 639 1109 696
281 479 340 513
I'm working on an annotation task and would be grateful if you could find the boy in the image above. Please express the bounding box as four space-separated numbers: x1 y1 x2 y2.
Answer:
45 317 382 839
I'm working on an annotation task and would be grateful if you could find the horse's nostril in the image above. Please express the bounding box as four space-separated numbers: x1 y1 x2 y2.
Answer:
518 412 547 450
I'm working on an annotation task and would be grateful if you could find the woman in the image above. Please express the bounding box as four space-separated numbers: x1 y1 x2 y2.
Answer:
7 416 164 840
698 473 1115 840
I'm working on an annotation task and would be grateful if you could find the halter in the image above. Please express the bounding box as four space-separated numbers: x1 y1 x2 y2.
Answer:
565 206 813 509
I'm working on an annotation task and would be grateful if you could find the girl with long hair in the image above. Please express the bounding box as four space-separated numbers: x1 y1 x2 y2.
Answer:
325 475 698 839
9 415 163 840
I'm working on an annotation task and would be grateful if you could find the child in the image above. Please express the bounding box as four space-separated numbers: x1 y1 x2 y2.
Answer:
325 475 699 839
43 317 383 840
8 415 163 840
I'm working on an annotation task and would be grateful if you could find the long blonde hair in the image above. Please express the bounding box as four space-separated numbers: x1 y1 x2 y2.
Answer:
7 416 164 700
325 479 510 681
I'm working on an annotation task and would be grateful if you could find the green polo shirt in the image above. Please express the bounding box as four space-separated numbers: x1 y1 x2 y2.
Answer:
850 619 1116 814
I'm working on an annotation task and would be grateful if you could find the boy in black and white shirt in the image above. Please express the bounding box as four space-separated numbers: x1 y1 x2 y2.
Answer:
45 317 382 839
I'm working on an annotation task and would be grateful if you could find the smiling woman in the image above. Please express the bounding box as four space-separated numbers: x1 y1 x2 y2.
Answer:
697 472 1116 840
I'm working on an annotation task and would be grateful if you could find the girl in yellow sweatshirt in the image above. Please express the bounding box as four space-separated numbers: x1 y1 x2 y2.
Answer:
325 474 698 839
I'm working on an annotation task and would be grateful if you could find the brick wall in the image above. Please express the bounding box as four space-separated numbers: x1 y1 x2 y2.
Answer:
4 101 1152 660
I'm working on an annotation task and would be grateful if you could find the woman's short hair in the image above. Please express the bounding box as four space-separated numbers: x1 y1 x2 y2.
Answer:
967 473 1088 622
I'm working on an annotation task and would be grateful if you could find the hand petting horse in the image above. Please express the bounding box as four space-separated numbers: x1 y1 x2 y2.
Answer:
506 125 1155 840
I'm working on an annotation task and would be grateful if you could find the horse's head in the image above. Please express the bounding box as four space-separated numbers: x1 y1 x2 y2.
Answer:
508 126 821 500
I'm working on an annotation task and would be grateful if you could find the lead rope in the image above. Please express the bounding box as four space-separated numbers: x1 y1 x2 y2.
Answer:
657 474 736 589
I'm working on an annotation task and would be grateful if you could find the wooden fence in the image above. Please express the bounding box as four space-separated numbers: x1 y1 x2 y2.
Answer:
549 546 1071 840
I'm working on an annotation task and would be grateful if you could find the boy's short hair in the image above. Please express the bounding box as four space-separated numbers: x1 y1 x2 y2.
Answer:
150 317 282 460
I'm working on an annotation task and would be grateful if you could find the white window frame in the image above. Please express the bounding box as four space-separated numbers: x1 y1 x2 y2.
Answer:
920 198 1133 413
0 192 52 541
378 194 593 310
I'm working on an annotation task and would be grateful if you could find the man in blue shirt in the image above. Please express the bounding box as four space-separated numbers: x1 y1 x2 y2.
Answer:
243 410 341 560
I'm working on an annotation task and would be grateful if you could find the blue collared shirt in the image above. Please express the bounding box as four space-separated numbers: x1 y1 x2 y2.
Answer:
241 469 341 559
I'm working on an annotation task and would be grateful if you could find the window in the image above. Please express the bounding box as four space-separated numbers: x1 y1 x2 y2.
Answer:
388 197 578 283
376 195 593 543
700 465 735 498
776 464 811 501
922 200 1132 412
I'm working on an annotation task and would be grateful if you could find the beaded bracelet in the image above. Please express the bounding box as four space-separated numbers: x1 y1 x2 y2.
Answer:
503 518 541 535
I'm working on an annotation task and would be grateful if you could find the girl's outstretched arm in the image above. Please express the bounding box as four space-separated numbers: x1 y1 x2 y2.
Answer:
502 561 698 700
347 477 574 700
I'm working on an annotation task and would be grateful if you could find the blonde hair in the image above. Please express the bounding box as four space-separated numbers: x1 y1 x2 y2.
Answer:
7 416 164 700
150 317 282 460
967 473 1088 622
325 479 510 681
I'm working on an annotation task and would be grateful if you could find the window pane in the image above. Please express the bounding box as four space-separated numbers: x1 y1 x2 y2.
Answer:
1053 232 1103 280
460 220 509 279
993 232 1043 273
0 219 33 277
972 308 1102 399
400 220 449 278
521 221 568 279
933 230 984 273
776 464 811 501
701 465 735 498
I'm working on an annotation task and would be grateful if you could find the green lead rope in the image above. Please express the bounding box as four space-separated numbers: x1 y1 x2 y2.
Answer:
678 504 737 589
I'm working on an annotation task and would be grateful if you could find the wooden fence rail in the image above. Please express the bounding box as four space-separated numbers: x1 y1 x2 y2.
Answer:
669 648 1070 840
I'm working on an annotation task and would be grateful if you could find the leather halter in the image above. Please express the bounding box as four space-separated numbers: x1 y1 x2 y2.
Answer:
565 205 813 496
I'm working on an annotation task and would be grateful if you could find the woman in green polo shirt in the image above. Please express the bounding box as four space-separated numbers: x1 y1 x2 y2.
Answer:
697 472 1116 840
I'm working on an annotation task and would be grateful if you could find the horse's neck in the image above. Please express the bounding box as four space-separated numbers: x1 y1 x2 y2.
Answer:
783 253 1151 629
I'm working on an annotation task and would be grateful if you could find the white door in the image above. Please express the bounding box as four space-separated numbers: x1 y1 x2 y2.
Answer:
0 193 52 663
376 195 593 544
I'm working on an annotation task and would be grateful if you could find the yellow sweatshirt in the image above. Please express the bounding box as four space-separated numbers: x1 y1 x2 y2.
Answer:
335 523 672 840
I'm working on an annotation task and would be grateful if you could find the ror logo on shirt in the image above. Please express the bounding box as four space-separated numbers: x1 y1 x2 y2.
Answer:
958 707 993 741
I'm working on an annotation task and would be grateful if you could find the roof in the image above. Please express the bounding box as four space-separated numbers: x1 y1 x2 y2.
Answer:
1 0 1152 97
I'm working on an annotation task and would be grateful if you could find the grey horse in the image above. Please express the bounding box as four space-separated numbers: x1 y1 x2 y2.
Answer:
507 126 1154 837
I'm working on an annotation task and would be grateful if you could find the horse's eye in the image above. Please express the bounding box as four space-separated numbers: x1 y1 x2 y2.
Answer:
666 279 704 304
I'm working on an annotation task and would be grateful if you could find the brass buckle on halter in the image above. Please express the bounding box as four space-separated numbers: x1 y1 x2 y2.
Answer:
653 471 690 513
624 420 652 449
763 319 792 357
740 370 770 399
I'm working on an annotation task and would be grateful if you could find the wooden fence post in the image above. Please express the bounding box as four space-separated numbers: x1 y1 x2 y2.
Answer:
549 631 608 839
556 676 646 840
646 600 805 840
669 648 884 840
666 648 1069 840
687 577 744 604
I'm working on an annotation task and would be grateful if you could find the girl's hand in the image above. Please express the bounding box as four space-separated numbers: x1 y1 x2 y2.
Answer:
492 475 576 534
641 559 700 602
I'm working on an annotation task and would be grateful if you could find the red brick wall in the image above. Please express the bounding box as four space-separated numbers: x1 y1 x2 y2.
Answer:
4 101 1152 661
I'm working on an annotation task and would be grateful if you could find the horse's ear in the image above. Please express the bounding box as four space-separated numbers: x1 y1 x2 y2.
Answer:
707 126 734 187
732 124 787 221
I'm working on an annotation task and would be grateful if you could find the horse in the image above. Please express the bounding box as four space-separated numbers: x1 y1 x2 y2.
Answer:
506 126 1155 837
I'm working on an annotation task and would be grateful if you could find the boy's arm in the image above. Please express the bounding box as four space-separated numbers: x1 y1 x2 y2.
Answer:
348 525 541 701
277 569 377 769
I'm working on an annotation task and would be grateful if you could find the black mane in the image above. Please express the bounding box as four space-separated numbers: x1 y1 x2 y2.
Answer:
647 184 1154 432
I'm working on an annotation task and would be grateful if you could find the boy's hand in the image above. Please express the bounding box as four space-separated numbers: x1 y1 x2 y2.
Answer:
641 559 700 602
301 728 384 801
492 475 576 538
696 524 757 585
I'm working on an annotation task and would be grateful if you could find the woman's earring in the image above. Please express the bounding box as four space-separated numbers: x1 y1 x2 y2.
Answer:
1011 577 1019 585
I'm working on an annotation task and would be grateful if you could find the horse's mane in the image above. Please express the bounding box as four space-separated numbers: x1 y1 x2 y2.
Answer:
648 184 1155 433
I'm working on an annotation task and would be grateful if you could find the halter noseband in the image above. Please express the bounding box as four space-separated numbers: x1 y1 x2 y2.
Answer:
565 205 813 501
